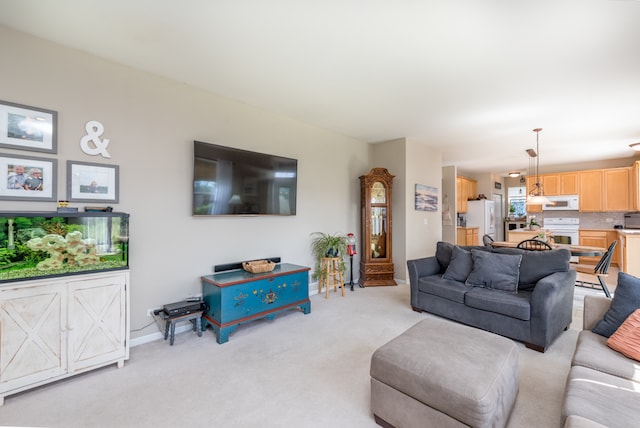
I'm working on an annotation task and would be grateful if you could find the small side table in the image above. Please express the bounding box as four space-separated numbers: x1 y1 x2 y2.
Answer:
163 311 204 346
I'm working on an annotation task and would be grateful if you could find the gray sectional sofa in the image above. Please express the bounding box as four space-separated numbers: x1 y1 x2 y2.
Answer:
407 241 576 352
562 293 640 427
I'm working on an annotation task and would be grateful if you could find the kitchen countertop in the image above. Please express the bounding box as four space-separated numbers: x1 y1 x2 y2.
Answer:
616 229 640 235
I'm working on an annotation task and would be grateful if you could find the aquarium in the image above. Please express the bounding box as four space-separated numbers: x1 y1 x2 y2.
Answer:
0 211 129 283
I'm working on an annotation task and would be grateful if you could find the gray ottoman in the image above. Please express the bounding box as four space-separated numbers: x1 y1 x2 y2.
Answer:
370 317 519 428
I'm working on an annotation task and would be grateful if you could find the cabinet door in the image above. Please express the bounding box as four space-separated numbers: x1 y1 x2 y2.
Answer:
604 168 631 212
579 231 608 264
524 176 542 212
470 228 479 246
579 170 604 212
560 173 579 195
543 174 559 195
67 273 128 372
0 283 66 393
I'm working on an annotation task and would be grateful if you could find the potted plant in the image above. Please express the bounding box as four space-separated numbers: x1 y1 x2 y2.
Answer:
508 203 516 220
309 232 348 281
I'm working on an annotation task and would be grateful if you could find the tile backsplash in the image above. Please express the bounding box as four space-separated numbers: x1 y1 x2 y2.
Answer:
535 211 625 229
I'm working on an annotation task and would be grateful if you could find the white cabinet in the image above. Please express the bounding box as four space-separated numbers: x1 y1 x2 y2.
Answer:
0 271 129 405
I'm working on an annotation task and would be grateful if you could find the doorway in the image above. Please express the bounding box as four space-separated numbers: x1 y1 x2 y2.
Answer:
492 193 504 241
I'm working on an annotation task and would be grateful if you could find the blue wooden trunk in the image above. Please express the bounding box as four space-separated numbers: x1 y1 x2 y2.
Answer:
201 263 311 344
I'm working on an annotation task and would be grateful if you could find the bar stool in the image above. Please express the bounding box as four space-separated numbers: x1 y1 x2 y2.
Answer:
319 257 345 298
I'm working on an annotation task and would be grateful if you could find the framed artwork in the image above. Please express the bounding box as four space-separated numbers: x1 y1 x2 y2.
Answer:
0 152 57 201
0 100 57 153
415 184 438 212
67 161 119 203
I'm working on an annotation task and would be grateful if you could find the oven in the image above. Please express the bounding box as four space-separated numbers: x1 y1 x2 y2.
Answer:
542 217 579 263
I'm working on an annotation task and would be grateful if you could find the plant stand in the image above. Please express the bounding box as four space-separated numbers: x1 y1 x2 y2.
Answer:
318 257 344 298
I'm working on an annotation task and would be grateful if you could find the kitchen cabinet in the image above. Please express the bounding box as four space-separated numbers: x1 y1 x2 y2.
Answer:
578 167 631 213
578 230 611 265
507 229 539 243
542 173 579 195
457 227 478 246
456 176 477 213
0 271 129 405
524 176 542 213
579 170 604 212
604 167 631 212
632 161 640 211
618 231 640 278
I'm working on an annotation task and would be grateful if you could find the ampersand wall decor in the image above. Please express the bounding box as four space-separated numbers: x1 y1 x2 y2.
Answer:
80 120 111 158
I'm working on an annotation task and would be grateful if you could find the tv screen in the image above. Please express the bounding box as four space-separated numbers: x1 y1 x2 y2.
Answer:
193 141 297 216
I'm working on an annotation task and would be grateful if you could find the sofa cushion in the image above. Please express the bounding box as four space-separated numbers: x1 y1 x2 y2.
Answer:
464 287 531 321
465 250 522 293
572 330 640 383
418 274 472 304
607 309 640 362
593 271 640 337
517 248 571 290
442 246 473 282
562 365 640 428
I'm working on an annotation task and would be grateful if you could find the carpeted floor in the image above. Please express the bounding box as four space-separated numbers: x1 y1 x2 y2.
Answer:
0 282 603 428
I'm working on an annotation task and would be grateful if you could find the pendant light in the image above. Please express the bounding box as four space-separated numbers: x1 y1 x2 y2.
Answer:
527 128 552 205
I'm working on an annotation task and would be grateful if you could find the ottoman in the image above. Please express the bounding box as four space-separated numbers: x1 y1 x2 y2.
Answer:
370 317 519 428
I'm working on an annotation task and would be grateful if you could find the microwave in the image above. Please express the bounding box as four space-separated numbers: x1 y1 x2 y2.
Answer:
542 195 579 211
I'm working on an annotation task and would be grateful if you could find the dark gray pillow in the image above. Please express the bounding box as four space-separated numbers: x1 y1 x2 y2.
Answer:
592 272 640 337
442 246 473 282
518 249 570 288
435 241 455 272
465 250 522 293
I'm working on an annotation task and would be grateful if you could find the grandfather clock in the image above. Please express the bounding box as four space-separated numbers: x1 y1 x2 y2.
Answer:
359 168 397 287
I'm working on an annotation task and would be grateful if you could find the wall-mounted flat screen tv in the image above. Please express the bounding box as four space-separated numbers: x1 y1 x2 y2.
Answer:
193 141 297 216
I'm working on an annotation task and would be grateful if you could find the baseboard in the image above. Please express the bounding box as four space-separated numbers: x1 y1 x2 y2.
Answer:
130 277 406 347
130 322 195 347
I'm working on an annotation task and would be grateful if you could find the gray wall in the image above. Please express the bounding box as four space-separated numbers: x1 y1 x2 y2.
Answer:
0 26 376 339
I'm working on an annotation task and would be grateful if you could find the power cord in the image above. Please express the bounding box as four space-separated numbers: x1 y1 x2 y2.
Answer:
131 311 164 332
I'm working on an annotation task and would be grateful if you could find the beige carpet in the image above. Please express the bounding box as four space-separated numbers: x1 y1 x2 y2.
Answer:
0 282 599 428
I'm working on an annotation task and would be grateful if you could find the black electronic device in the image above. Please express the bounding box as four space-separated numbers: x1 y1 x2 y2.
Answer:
163 300 205 317
193 141 297 216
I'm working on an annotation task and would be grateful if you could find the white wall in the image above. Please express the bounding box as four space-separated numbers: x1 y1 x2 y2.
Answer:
0 26 373 339
404 138 442 264
370 138 442 281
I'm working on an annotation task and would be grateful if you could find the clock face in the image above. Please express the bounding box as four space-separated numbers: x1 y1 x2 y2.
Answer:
371 182 386 203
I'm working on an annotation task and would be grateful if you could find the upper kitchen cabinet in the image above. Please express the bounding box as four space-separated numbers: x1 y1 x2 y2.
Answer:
542 172 579 195
578 167 632 212
632 160 640 211
524 175 542 213
579 170 604 212
456 176 477 213
604 167 632 212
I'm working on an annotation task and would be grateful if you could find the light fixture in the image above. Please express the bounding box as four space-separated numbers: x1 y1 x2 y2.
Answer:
630 142 640 151
527 128 552 205
508 171 520 178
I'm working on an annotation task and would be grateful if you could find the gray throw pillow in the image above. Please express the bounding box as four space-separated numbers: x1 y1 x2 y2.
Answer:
442 246 473 282
435 241 455 272
592 272 640 337
465 250 522 293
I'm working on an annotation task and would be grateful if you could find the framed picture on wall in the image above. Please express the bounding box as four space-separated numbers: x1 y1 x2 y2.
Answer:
0 100 57 153
0 152 57 201
415 184 438 211
67 161 119 203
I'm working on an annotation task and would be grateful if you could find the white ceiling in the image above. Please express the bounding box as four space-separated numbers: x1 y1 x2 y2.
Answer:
1 0 640 175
